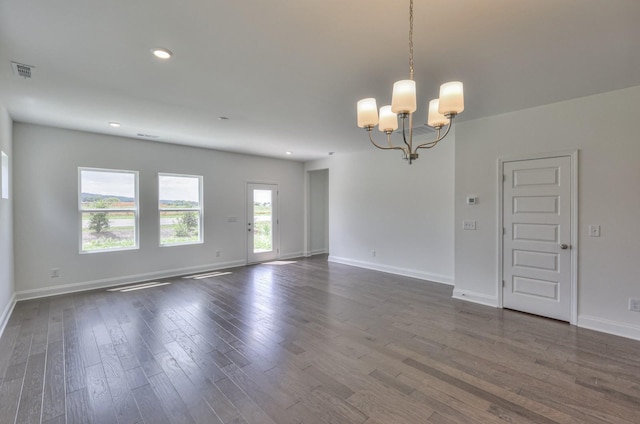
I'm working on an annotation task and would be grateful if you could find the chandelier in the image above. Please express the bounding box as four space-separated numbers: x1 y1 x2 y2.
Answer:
356 0 464 164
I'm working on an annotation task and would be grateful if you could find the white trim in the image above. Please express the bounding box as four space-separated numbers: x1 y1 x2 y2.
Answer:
15 260 245 301
452 289 498 308
0 293 17 337
279 251 304 260
309 248 328 256
578 315 640 342
497 150 579 325
329 255 453 285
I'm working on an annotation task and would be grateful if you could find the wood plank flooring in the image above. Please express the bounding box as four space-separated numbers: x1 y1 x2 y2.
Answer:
1 255 639 423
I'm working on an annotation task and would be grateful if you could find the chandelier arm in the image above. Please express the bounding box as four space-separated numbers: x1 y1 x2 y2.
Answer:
368 130 406 153
416 118 454 151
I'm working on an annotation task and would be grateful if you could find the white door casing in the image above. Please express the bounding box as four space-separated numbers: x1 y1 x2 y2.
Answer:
501 155 574 322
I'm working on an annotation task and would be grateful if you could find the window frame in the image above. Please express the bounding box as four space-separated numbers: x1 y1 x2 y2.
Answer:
78 167 140 254
158 172 204 247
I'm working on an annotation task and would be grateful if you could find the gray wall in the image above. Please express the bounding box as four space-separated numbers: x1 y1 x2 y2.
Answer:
0 104 14 330
455 85 640 339
308 169 328 255
306 134 455 284
13 123 305 298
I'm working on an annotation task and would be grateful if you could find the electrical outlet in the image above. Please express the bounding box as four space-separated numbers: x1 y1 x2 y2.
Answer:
50 268 59 278
372 250 376 257
589 225 601 237
463 220 476 230
629 298 640 312
216 250 221 257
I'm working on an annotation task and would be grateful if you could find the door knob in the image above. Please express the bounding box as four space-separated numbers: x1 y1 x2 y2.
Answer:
560 244 569 250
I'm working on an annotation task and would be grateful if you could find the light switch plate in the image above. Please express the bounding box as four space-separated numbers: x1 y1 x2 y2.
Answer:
463 220 476 230
589 225 600 237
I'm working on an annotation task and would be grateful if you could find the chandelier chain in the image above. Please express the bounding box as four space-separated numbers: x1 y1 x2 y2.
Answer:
409 0 414 80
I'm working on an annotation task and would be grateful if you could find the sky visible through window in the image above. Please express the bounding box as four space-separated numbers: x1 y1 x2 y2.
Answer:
81 170 135 197
159 175 200 204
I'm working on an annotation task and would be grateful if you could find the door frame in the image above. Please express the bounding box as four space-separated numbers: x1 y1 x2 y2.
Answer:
497 150 579 325
246 181 280 264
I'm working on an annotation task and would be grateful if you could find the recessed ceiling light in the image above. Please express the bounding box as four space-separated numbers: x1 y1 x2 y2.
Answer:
109 122 121 127
151 48 173 59
286 151 292 155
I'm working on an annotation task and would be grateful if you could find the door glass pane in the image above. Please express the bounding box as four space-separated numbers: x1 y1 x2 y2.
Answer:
253 189 272 253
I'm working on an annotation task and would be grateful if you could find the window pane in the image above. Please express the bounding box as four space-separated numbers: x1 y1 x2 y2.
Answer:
160 211 201 245
82 211 136 251
159 175 200 208
81 170 136 210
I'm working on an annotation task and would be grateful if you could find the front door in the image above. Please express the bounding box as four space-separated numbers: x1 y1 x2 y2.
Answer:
247 183 279 263
502 156 572 321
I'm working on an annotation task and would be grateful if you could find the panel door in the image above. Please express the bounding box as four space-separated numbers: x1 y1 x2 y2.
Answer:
503 156 572 321
247 183 279 263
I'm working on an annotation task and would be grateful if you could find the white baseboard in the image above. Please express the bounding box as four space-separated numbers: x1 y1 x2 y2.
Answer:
15 259 246 301
0 293 17 338
309 249 327 256
328 255 453 286
578 315 640 342
452 288 499 308
280 251 305 260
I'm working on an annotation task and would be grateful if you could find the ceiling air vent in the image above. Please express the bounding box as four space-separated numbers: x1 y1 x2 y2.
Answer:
136 133 160 139
393 125 435 137
11 62 35 79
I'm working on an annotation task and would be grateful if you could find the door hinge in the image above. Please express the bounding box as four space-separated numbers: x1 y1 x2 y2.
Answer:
502 280 505 288
503 227 506 235
503 174 506 182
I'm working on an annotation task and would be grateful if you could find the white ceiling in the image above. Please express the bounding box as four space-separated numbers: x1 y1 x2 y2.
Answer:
1 0 639 161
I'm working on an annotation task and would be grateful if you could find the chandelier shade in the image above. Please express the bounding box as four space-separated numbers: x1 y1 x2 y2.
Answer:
379 105 399 133
356 98 379 128
391 80 417 114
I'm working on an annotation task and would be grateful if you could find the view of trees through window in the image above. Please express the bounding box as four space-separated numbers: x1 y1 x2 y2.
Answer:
79 168 138 252
159 174 202 245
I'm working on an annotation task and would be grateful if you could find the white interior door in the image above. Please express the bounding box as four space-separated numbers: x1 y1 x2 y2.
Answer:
247 183 279 263
503 156 572 321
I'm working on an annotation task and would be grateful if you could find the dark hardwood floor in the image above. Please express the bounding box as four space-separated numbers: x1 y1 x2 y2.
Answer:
1 255 639 423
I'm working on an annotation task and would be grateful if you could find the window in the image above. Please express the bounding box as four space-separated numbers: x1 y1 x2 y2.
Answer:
1 151 8 199
79 168 138 253
159 173 203 246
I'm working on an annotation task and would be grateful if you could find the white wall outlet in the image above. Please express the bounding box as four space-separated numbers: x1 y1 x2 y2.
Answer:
629 298 640 312
216 250 221 257
50 268 59 278
463 220 476 230
588 225 600 237
466 196 478 205
372 250 376 257
227 216 237 222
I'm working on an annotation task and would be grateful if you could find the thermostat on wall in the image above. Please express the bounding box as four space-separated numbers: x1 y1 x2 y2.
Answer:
466 196 478 205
